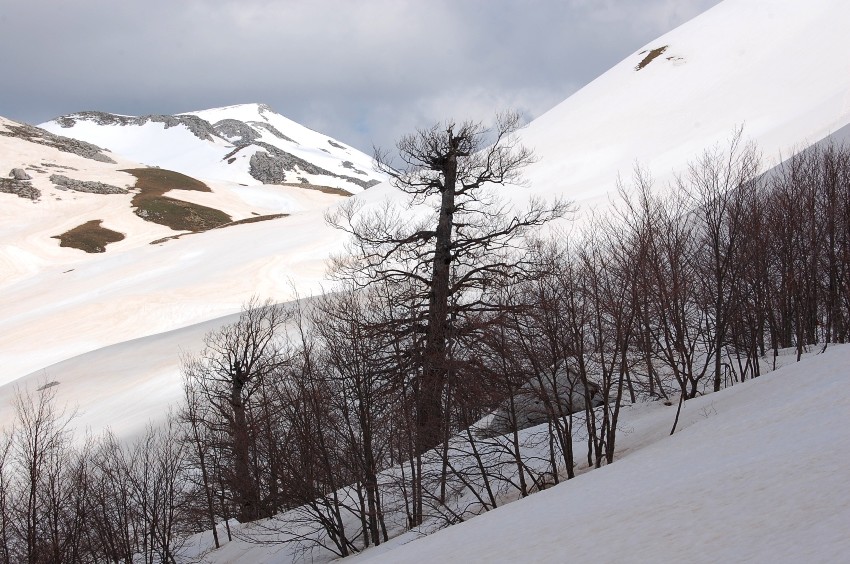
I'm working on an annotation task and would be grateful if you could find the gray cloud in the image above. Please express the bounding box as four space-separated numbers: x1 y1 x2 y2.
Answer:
0 0 720 154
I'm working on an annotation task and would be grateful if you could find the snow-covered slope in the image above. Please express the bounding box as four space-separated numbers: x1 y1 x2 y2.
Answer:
0 308 244 440
343 345 850 564
517 0 850 209
0 115 149 280
4 0 850 418
0 115 348 368
0 188 358 380
40 103 384 194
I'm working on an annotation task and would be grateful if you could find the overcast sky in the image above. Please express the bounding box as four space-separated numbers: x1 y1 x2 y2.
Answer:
0 0 720 154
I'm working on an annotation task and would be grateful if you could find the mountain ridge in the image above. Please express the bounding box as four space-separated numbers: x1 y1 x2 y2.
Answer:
40 102 384 193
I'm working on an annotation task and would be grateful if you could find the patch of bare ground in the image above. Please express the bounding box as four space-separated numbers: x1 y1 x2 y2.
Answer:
149 213 289 245
635 45 668 70
279 182 353 196
52 220 125 253
122 168 232 231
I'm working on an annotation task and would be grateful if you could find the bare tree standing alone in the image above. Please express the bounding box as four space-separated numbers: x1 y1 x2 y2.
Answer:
328 112 570 454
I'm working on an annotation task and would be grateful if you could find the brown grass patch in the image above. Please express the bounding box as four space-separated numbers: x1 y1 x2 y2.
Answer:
122 168 232 231
150 213 289 244
52 220 125 253
279 182 353 196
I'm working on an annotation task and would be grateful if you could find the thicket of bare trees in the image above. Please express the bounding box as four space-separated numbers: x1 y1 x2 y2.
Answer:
1 131 848 562
0 386 190 564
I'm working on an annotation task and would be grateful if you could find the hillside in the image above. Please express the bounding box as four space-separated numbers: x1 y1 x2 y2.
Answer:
515 0 850 208
169 346 850 563
343 345 850 564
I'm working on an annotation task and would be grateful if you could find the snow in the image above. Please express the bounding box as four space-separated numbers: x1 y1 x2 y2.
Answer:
0 203 348 380
0 308 244 440
345 346 850 563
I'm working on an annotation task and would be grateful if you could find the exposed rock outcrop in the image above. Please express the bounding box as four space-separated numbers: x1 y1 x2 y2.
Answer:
249 142 379 189
46 105 384 191
50 174 127 194
55 112 217 142
213 119 261 145
249 121 294 143
341 160 367 175
9 168 31 180
0 178 40 200
0 122 115 163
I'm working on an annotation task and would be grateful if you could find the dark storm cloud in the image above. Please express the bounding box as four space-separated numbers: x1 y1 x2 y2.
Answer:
0 0 720 154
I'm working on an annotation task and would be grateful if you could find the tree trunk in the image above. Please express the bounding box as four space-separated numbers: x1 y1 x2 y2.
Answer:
231 374 258 522
418 145 458 453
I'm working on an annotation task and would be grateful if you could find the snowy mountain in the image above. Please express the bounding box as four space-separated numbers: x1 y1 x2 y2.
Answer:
514 0 850 209
0 113 351 287
0 114 360 381
4 0 850 421
1 0 849 561
40 103 383 194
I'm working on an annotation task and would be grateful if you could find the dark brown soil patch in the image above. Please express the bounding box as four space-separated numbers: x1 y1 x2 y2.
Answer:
224 213 289 227
52 220 125 253
635 45 668 71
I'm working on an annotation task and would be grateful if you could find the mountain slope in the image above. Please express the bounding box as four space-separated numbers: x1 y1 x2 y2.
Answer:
516 0 850 209
40 103 383 194
0 114 357 380
344 345 850 564
0 115 164 278
0 114 346 282
4 0 850 411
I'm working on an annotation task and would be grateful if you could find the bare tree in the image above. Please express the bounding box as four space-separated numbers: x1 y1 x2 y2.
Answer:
9 385 76 564
181 298 291 523
682 130 761 391
328 111 570 454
